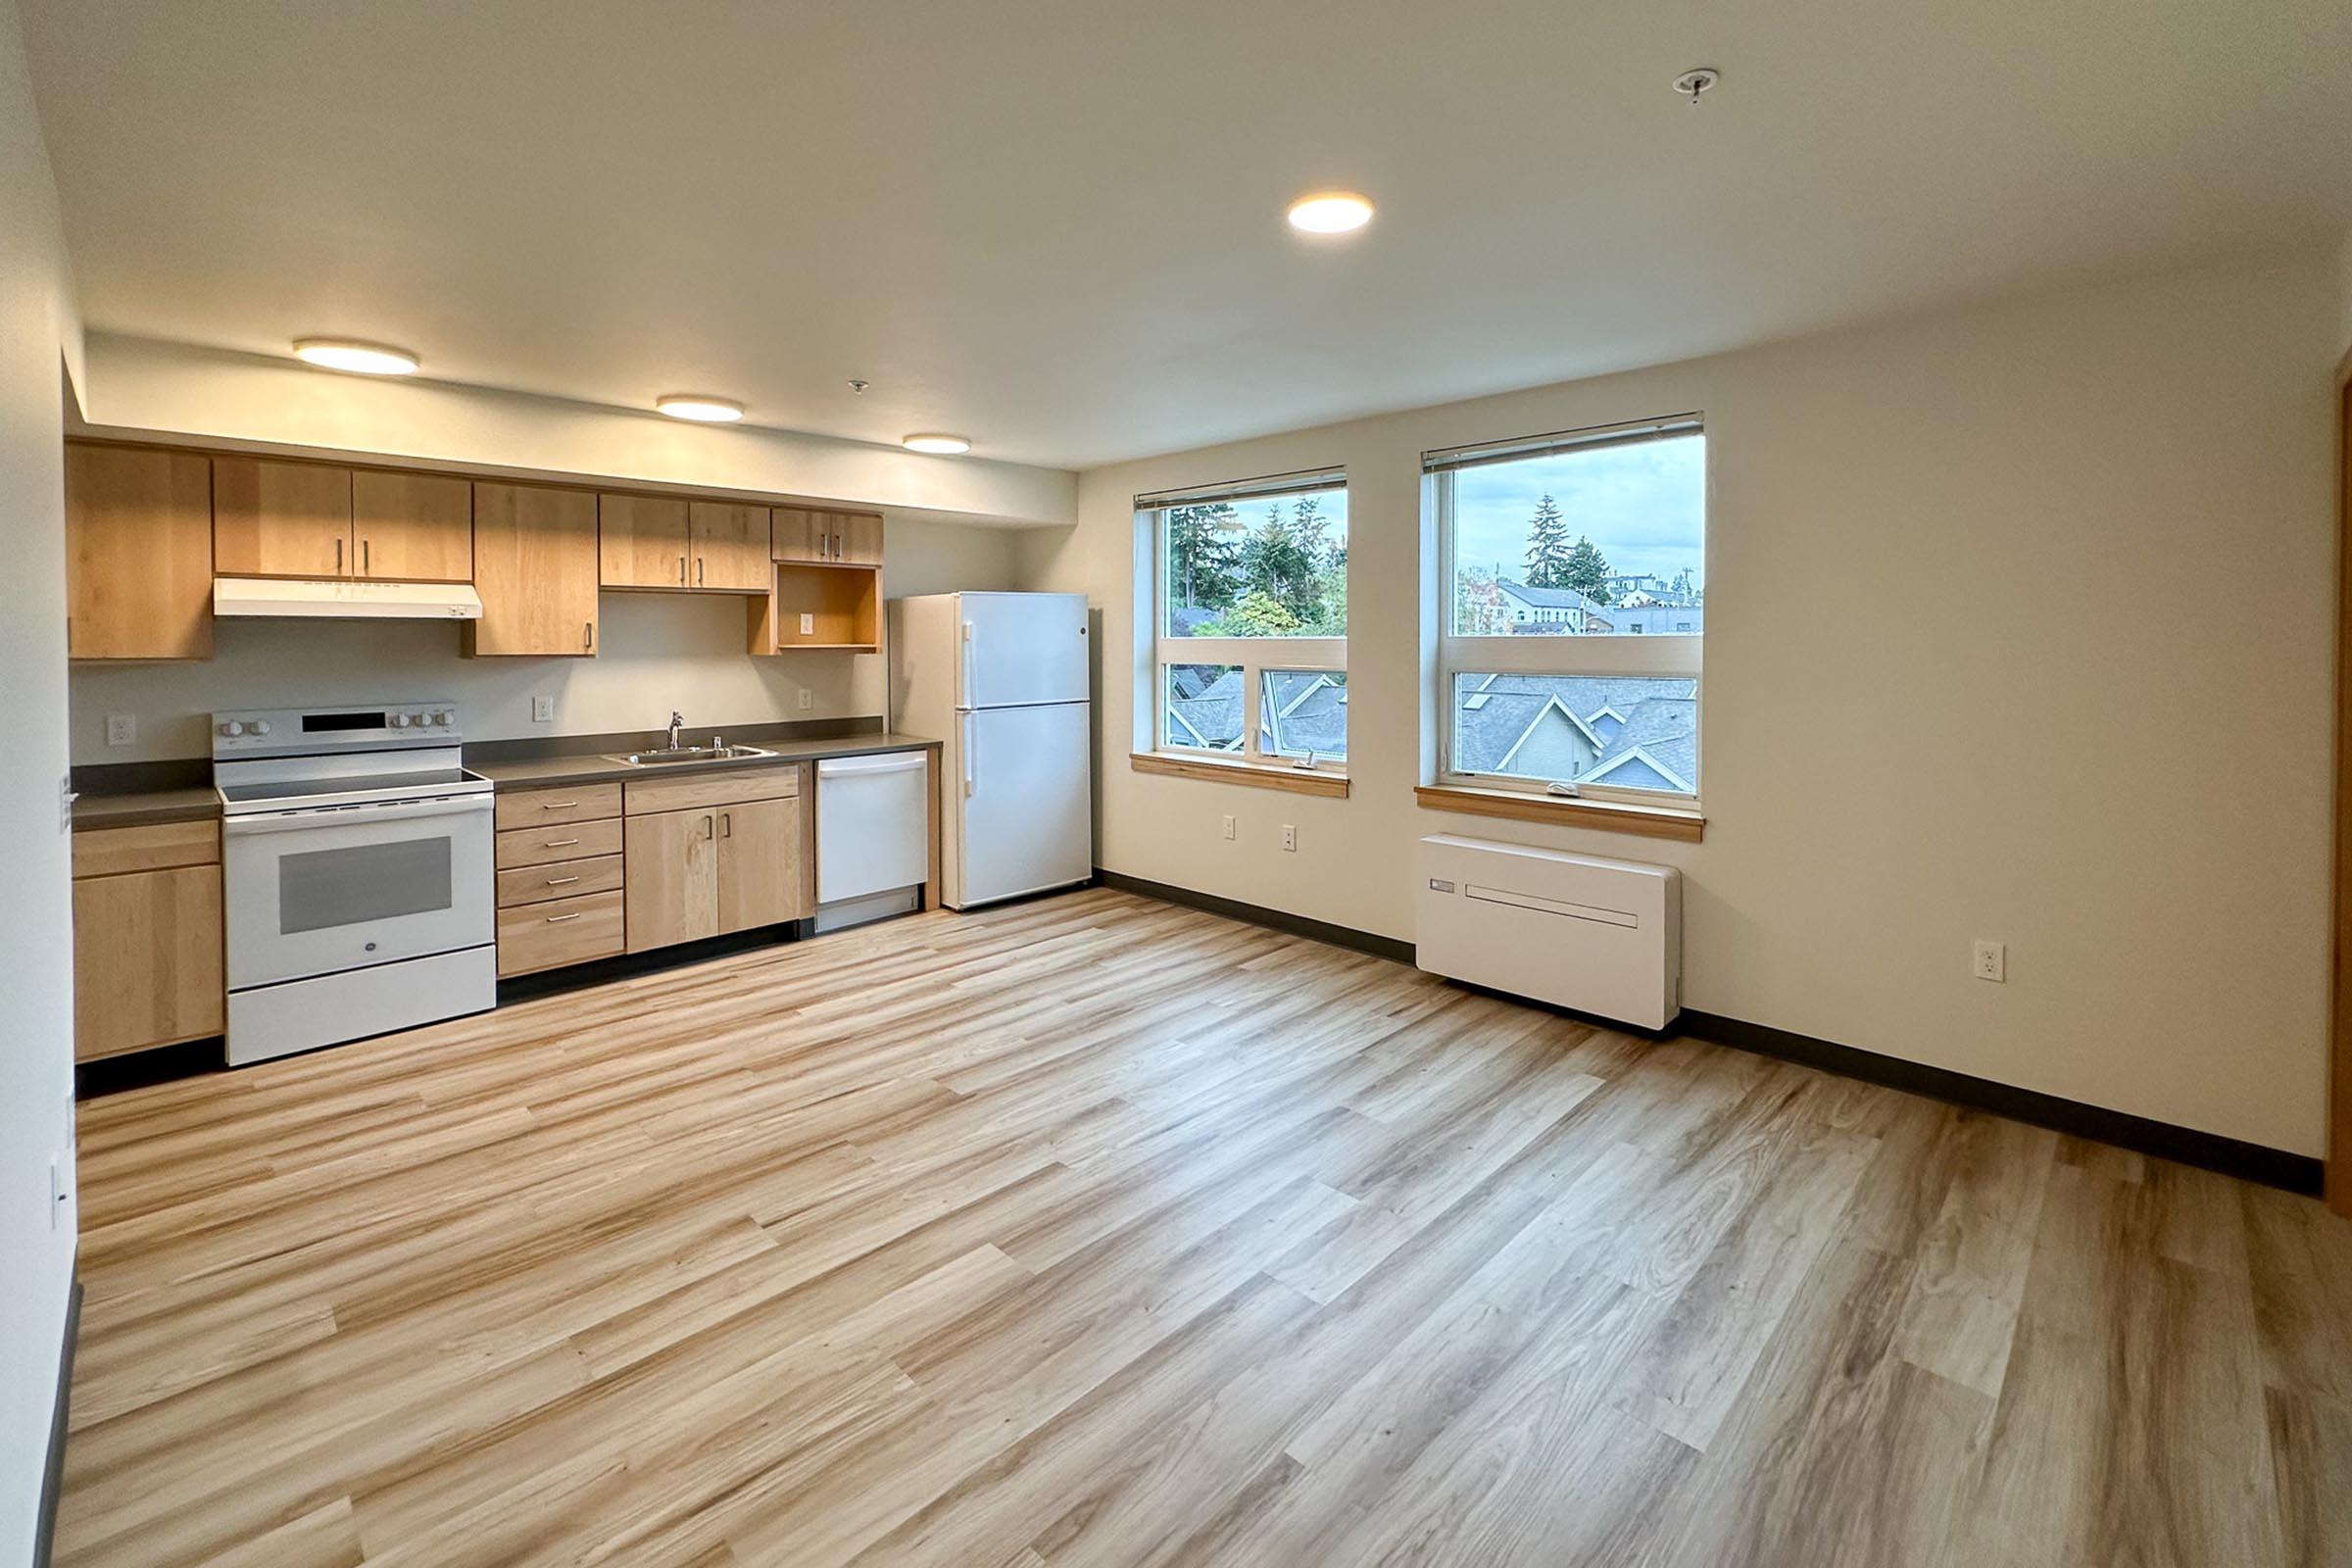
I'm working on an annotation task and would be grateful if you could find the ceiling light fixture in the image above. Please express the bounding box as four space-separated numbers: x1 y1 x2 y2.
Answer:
292 338 419 375
1286 191 1374 234
902 433 971 455
655 395 746 422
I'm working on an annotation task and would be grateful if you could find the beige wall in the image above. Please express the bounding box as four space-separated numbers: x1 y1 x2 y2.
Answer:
79 331 1076 528
1024 248 2341 1156
0 5 79 1556
69 514 1025 762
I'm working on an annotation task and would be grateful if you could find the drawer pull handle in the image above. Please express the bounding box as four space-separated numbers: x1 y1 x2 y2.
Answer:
546 911 583 923
541 801 579 809
545 838 582 848
545 875 581 887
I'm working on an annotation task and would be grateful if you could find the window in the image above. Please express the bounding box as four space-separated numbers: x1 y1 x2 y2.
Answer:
1433 416 1702 801
1146 470 1348 765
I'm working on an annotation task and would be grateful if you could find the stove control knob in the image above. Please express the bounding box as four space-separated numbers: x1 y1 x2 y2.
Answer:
251 719 272 735
433 710 454 726
219 720 244 737
390 713 410 728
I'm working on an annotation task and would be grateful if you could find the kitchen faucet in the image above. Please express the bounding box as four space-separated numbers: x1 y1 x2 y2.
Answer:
667 710 685 750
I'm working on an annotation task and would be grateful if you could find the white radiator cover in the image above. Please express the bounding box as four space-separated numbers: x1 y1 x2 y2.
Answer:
1415 833 1682 1030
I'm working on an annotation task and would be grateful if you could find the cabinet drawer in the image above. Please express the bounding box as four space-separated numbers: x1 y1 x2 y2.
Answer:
494 782 622 830
73 819 220 878
497 854 624 908
624 763 801 815
497 889 624 977
496 816 624 868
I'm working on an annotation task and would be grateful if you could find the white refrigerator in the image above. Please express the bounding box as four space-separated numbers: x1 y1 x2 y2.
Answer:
890 591 1093 908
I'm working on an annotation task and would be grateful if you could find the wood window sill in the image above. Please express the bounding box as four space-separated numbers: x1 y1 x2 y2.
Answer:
1130 752 1350 798
1413 783 1704 842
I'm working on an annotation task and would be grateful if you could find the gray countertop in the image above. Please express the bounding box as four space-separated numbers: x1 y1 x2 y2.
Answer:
71 732 942 829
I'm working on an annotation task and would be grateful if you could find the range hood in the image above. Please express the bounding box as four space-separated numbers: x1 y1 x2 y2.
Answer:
214 578 483 620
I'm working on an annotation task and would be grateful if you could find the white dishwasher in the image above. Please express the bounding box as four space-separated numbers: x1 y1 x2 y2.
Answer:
814 751 932 930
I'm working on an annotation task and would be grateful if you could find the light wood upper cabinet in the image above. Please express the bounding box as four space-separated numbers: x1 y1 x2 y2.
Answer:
65 444 214 661
213 457 353 578
352 470 473 582
625 807 720 951
468 483 600 657
689 502 772 590
72 824 223 1062
715 795 808 929
599 494 690 588
773 507 884 565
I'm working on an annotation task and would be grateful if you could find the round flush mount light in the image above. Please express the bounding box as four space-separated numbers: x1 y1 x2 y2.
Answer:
1672 67 1720 104
292 338 418 375
902 433 971 455
1286 191 1374 234
655 394 746 422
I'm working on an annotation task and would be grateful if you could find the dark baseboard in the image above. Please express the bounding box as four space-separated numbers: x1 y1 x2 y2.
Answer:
34 1278 80 1568
1095 870 1416 963
1096 872 2324 1197
496 922 807 1005
1679 1009 2324 1196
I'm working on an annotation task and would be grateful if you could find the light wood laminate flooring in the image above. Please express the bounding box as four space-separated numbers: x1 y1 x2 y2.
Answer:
58 888 2352 1566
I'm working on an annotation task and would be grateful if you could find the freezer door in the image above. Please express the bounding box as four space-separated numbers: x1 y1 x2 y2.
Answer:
956 701 1092 907
959 592 1090 710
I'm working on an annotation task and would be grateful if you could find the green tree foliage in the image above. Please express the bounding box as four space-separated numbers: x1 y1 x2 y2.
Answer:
1563 535 1613 604
1242 500 1322 623
1165 503 1244 620
1523 494 1571 588
1200 589 1302 636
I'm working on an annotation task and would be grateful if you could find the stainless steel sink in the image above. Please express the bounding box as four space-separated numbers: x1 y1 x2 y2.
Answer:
606 744 777 766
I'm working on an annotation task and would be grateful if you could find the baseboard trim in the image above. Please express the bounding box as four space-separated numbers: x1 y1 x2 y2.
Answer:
1095 872 2323 1196
1095 871 1416 963
1679 1009 2323 1195
35 1278 80 1568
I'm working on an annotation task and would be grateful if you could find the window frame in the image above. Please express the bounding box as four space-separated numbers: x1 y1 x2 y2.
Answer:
1431 416 1704 807
1146 472 1348 772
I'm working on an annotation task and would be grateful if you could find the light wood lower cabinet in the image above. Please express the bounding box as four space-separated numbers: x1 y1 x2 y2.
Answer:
493 786 627 977
72 825 224 1061
497 890 625 976
624 764 810 953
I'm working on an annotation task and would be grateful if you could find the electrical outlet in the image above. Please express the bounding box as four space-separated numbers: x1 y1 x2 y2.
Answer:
1221 814 1236 841
1973 940 2006 983
799 612 814 636
797 689 814 711
531 695 555 723
105 712 135 748
58 774 74 832
1281 824 1298 853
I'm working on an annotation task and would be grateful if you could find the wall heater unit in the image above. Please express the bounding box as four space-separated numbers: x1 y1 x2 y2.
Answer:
1416 833 1682 1030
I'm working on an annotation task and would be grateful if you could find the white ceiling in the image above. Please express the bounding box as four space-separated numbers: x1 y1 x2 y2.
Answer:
22 0 2352 470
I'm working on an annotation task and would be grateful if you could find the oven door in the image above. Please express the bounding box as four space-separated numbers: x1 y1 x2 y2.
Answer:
222 792 495 990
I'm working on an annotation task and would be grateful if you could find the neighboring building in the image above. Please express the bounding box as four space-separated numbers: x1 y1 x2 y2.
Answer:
1451 672 1697 793
1166 664 1244 750
1493 579 1611 630
1600 604 1702 635
1166 666 1348 759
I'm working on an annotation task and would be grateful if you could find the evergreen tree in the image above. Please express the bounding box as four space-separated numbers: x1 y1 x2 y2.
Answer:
1523 494 1571 588
1563 535 1613 604
1243 500 1320 623
1165 503 1243 618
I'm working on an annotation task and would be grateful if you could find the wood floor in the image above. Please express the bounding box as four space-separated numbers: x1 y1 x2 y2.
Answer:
58 887 2352 1567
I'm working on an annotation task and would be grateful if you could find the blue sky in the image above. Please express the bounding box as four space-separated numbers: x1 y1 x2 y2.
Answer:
1453 433 1705 588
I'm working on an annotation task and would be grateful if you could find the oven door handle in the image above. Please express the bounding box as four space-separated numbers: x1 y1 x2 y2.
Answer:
222 793 495 836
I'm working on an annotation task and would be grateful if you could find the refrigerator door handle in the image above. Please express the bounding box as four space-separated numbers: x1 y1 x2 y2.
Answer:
960 619 976 709
962 713 977 798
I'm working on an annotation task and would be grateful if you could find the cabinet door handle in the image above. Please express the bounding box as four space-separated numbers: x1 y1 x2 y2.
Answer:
362 538 370 575
545 911 583 923
678 554 687 583
584 619 594 651
541 801 578 809
720 810 731 838
335 536 344 572
545 838 582 848
697 556 705 585
545 875 581 887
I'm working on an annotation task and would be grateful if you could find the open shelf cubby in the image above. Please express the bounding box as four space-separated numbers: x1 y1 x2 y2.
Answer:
752 562 881 654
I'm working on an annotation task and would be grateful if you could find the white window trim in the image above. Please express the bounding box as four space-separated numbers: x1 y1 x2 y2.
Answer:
1147 483 1348 772
1432 429 1703 807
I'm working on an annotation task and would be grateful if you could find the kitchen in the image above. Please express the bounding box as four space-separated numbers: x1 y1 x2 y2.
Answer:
64 443 1094 1071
